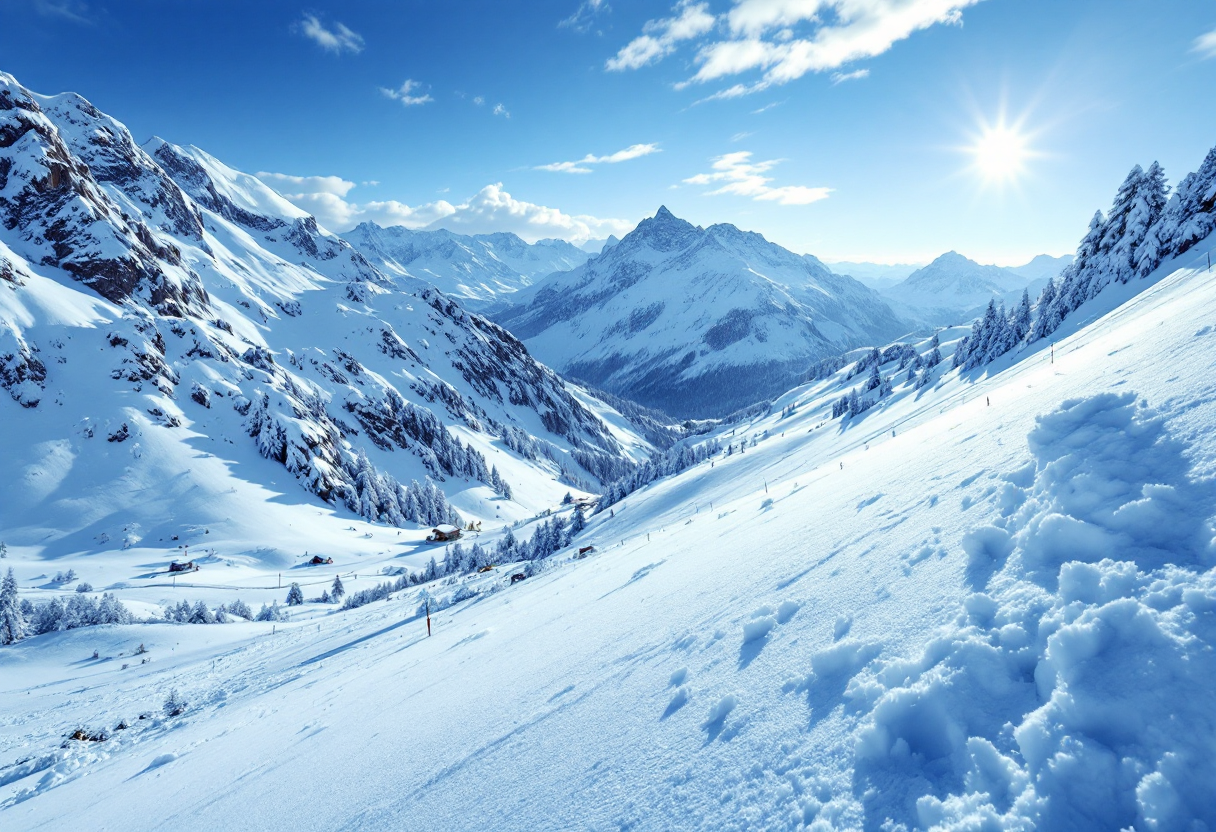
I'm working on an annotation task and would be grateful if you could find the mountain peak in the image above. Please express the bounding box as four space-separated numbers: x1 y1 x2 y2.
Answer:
654 205 676 221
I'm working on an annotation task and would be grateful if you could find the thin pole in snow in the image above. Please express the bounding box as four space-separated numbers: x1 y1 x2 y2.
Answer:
278 573 281 589
1051 343 1054 365
426 600 431 637
764 481 768 493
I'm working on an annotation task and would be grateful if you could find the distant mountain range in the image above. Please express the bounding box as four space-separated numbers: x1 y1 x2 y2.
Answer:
343 223 592 308
834 252 1073 325
493 207 908 418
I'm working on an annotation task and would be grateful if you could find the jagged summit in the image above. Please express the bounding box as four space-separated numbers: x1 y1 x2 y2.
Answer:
495 206 906 418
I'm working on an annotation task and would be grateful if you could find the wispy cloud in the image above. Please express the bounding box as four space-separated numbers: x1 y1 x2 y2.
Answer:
35 0 93 25
296 13 364 54
473 95 485 106
831 68 870 83
683 151 830 205
610 0 982 97
537 143 661 174
606 1 716 71
380 79 433 107
1194 28 1216 60
493 103 510 117
730 131 755 142
751 101 784 114
560 0 610 33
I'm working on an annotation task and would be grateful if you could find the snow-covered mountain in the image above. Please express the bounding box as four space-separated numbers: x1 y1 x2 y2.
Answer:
0 71 651 561
4 175 1215 831
824 259 922 290
343 223 591 308
1006 252 1072 281
880 251 1044 325
494 207 909 418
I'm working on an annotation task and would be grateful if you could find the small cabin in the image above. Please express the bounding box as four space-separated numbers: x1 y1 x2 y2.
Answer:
309 555 334 565
427 524 462 543
168 561 197 573
578 546 595 557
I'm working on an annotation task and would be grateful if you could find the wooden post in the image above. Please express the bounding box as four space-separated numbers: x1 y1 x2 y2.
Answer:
426 600 431 637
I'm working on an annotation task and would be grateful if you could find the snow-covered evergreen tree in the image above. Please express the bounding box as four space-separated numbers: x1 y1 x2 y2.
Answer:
331 575 345 600
865 362 882 392
286 583 304 606
1 568 24 645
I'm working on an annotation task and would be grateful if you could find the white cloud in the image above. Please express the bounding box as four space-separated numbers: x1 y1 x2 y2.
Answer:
380 79 433 106
606 1 716 71
610 0 981 96
493 103 510 117
255 172 356 197
296 14 364 54
537 142 661 174
257 175 629 243
473 95 485 106
1195 29 1216 60
255 171 451 231
831 68 870 83
730 130 755 142
683 151 831 205
423 184 633 242
560 0 610 32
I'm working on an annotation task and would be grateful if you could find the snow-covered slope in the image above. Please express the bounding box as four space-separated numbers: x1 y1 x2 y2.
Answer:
343 223 591 308
495 207 910 418
0 71 650 563
3 211 1215 830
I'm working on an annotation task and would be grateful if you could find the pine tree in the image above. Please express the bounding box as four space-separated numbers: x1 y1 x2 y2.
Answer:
331 575 345 600
286 582 304 606
866 362 882 392
189 600 215 624
1011 290 1031 343
1 568 25 645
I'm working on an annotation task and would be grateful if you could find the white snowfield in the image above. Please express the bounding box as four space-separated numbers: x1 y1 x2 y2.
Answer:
3 233 1215 829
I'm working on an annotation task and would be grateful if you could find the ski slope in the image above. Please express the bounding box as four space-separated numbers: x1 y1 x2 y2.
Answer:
3 241 1216 830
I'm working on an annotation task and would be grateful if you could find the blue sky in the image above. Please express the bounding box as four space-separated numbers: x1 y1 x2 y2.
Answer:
2 0 1214 264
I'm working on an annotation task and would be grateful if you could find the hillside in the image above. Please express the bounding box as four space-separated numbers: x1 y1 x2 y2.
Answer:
0 70 652 575
495 207 909 418
2 213 1214 831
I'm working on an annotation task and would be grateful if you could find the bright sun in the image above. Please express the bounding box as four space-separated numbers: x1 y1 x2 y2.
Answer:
970 123 1030 184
